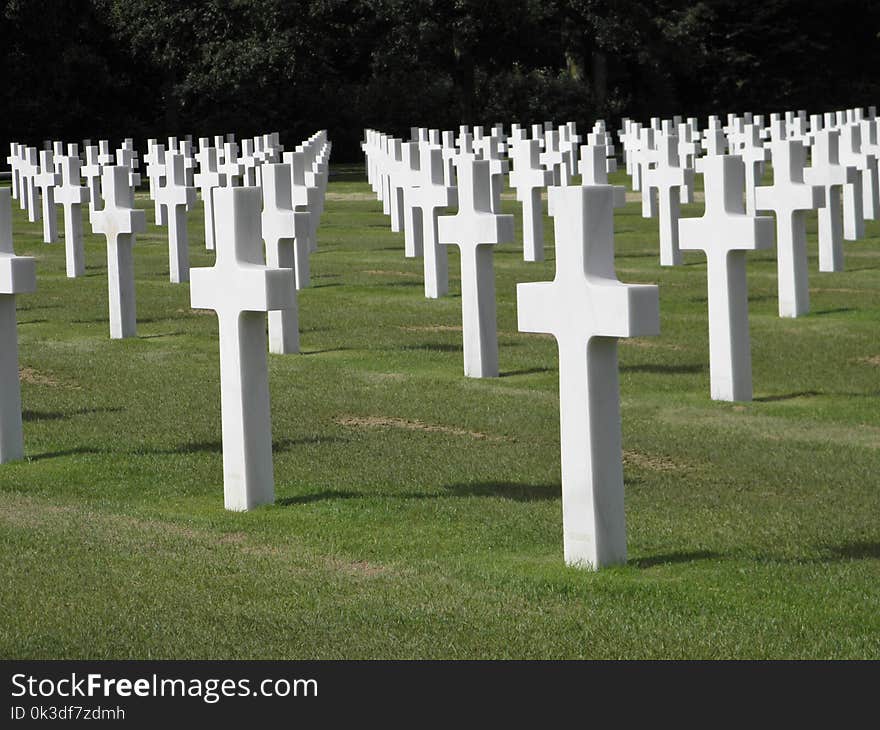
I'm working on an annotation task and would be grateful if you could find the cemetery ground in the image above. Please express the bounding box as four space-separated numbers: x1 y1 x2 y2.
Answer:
0 165 878 660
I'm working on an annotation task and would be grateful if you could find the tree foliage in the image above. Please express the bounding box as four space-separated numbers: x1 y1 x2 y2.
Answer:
2 0 879 161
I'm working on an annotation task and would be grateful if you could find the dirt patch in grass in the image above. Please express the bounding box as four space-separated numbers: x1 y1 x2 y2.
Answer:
334 414 510 441
399 324 462 333
177 308 215 317
364 269 420 277
19 366 71 388
621 339 684 351
328 557 389 578
623 450 685 472
856 355 880 367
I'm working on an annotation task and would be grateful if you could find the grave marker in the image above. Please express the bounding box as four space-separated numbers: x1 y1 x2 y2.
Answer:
437 157 514 378
679 156 774 401
0 189 36 462
190 186 296 510
54 146 90 277
517 185 659 569
89 166 146 339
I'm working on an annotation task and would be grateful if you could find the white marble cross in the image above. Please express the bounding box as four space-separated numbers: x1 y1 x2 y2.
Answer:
90 166 146 339
54 146 90 277
81 145 103 216
838 123 878 230
740 123 770 215
858 118 880 220
804 129 858 271
679 156 774 401
0 189 36 462
401 142 424 259
219 142 243 186
284 150 317 289
638 127 659 218
408 145 457 298
156 152 196 283
755 137 824 318
35 150 60 243
144 140 167 225
677 123 700 203
18 147 36 216
97 140 114 167
509 138 552 262
388 138 407 233
437 157 514 377
644 132 694 266
517 184 659 569
241 139 259 186
261 162 309 353
190 185 296 511
194 145 225 251
7 143 20 201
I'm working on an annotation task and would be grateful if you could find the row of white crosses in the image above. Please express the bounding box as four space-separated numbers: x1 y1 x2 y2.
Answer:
365 124 660 568
2 130 331 516
363 120 622 378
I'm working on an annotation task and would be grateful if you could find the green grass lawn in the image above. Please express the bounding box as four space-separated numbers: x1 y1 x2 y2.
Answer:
1 164 878 659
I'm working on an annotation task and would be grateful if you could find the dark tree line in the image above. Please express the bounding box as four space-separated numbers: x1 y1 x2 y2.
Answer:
2 0 879 162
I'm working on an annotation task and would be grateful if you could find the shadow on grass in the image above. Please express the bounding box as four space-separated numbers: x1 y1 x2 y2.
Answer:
164 436 348 455
301 347 350 355
23 406 124 422
822 541 880 561
19 318 48 325
277 481 561 506
444 481 560 501
813 307 854 316
402 343 463 353
500 366 554 377
631 550 722 568
28 446 109 461
754 390 821 402
621 362 705 374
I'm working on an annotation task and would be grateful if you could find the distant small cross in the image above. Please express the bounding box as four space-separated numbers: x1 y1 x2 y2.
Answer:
509 137 552 261
755 138 824 317
89 166 147 339
156 152 196 283
437 157 514 378
644 132 694 266
261 162 309 354
679 156 774 401
54 147 90 277
804 129 859 271
194 145 226 251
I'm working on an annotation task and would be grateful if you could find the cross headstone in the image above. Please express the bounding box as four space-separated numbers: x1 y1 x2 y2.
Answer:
644 132 694 266
0 189 36 462
285 150 318 288
54 146 90 277
509 138 552 261
679 156 774 401
838 123 877 230
144 140 167 225
638 127 659 218
740 123 770 215
34 150 60 242
261 162 309 353
804 129 858 272
437 157 514 378
194 145 225 251
408 146 457 298
7 143 20 201
81 145 103 215
89 166 146 339
755 136 824 317
859 117 880 220
219 142 243 186
97 140 114 166
517 184 659 569
400 142 424 258
190 185 296 510
21 148 42 222
156 152 196 283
